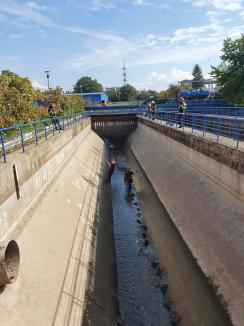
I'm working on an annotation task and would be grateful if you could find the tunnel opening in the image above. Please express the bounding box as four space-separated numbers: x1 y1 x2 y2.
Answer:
91 114 138 143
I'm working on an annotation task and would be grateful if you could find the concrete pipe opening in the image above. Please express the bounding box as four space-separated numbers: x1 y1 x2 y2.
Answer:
0 240 20 285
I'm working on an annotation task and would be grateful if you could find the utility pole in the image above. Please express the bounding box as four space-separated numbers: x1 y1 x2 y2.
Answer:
45 70 50 91
122 62 127 86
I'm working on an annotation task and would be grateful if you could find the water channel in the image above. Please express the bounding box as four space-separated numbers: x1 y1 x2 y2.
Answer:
111 149 178 326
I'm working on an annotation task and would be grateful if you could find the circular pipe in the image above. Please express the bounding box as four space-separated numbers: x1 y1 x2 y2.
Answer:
0 240 20 285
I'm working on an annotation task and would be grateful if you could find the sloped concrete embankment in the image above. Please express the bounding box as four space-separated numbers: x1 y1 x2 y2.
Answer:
0 123 118 325
126 120 244 326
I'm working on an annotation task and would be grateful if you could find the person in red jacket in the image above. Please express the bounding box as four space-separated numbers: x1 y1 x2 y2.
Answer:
124 168 134 190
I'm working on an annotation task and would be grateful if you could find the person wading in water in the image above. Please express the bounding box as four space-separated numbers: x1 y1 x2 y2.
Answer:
124 168 134 191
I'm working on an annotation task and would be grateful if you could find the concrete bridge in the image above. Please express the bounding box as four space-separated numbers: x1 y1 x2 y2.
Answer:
0 111 243 326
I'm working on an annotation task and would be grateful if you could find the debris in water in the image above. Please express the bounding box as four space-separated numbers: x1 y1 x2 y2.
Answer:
141 224 148 231
144 239 149 247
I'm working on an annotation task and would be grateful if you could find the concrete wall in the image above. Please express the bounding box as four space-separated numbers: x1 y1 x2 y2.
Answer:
139 117 244 198
0 118 89 238
127 121 244 326
0 123 113 325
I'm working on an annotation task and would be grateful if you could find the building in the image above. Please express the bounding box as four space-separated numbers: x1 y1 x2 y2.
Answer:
67 92 108 105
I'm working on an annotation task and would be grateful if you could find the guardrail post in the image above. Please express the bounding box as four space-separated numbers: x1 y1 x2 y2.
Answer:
216 116 221 142
191 115 194 134
62 116 65 130
20 127 25 152
203 115 206 137
0 131 7 163
44 122 48 140
33 122 38 145
235 117 240 148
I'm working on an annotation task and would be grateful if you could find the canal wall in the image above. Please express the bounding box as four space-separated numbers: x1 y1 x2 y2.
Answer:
0 118 89 238
126 119 244 326
0 123 118 326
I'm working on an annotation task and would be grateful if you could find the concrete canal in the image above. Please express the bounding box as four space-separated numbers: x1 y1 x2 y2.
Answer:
111 149 178 326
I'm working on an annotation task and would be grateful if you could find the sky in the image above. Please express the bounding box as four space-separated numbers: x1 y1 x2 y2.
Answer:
0 0 243 92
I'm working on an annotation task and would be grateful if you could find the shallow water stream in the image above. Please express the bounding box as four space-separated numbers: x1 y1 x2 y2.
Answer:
111 150 175 326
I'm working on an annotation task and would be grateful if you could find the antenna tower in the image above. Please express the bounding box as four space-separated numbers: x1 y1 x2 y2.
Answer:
122 62 127 86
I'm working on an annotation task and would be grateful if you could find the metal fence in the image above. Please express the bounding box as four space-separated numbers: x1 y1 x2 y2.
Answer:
151 111 244 149
1 108 243 163
0 112 89 163
86 105 244 117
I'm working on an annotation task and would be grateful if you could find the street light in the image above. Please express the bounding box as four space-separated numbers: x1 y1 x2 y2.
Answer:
45 70 50 91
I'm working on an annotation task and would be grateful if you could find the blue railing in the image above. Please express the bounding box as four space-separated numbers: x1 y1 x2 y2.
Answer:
86 105 244 117
0 111 89 163
150 111 244 149
1 108 243 163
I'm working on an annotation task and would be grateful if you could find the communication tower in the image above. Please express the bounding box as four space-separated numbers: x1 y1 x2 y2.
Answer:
122 62 127 86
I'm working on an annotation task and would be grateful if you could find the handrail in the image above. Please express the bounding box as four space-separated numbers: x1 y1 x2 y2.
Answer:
0 108 243 163
0 111 89 163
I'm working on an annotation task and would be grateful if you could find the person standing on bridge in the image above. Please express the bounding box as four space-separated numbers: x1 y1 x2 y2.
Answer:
101 100 107 107
178 97 187 128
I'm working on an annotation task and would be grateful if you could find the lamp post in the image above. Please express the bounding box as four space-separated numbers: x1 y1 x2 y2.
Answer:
45 70 50 91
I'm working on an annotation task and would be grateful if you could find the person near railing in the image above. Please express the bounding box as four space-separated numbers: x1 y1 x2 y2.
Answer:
101 100 107 107
178 97 187 128
150 100 157 120
48 103 63 131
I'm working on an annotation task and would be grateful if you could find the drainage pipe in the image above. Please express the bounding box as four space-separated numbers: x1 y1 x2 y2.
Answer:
0 240 20 285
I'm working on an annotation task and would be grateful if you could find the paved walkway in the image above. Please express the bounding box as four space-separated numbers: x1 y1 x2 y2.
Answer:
151 116 244 151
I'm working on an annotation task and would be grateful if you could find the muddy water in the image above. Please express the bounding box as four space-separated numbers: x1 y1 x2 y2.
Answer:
111 150 176 326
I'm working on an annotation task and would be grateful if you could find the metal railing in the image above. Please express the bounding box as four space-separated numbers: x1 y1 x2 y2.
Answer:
0 112 89 163
86 105 244 117
1 107 243 163
150 111 244 149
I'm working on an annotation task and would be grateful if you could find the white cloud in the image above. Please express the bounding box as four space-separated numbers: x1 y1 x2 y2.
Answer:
24 2 57 12
132 0 173 9
184 0 243 11
32 80 47 90
139 67 192 90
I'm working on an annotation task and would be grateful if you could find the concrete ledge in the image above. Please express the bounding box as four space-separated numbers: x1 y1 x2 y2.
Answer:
128 124 244 326
139 117 244 198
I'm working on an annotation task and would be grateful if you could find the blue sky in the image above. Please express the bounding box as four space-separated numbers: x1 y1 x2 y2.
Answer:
0 0 243 91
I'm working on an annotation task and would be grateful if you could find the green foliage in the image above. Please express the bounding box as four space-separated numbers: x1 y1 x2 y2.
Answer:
137 89 159 101
119 84 137 101
108 90 121 102
0 70 38 128
74 76 103 93
63 95 84 114
192 64 204 89
211 35 244 105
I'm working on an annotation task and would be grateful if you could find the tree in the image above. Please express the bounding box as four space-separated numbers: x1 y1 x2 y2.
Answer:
211 35 244 105
63 95 84 114
119 84 137 101
167 84 181 97
109 90 120 102
74 76 103 93
192 64 204 90
0 70 38 128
